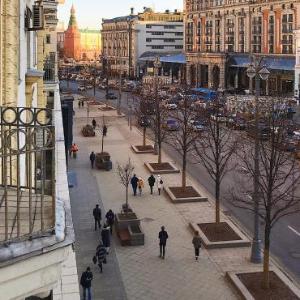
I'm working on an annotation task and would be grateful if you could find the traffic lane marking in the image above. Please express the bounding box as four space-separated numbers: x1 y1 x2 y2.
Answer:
288 226 300 237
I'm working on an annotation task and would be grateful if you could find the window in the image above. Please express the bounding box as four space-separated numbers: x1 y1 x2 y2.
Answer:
151 32 164 35
46 34 51 44
164 39 175 42
146 24 152 28
175 32 183 36
146 38 152 42
151 45 164 49
164 25 175 29
175 45 183 49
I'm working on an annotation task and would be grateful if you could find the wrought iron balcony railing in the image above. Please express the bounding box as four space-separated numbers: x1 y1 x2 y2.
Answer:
0 106 55 244
44 54 56 82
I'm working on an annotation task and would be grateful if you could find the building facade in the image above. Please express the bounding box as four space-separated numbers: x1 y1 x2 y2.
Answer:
79 28 102 60
101 7 184 78
184 0 300 95
0 1 80 299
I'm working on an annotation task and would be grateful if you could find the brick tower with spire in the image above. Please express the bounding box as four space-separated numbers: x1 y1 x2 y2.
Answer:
64 4 81 60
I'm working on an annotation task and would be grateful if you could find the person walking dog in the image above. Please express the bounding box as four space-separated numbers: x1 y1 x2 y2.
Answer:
131 174 139 196
192 231 202 261
157 175 163 195
148 174 155 194
89 151 96 169
158 226 169 259
80 267 93 300
92 204 101 231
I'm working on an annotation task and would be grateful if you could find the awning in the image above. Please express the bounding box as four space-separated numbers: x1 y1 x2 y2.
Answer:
138 53 186 64
229 55 295 71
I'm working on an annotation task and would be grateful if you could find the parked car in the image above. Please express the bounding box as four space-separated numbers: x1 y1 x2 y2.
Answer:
191 120 206 132
211 113 227 123
86 84 93 89
164 118 179 131
106 92 117 100
78 86 86 91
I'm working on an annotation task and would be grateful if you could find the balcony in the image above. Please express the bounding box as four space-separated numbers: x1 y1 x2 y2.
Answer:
42 1 59 27
44 54 56 82
0 107 55 244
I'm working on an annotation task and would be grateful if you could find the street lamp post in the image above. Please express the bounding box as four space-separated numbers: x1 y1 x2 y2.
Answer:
153 56 161 155
246 56 270 264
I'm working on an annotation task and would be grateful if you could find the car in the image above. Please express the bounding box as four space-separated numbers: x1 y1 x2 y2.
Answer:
164 118 179 131
86 84 93 89
106 93 117 100
78 86 86 91
139 116 151 127
98 84 106 90
191 121 206 131
211 114 227 123
164 102 177 110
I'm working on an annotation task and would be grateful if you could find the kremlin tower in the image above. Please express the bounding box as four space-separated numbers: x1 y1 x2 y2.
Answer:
64 4 81 60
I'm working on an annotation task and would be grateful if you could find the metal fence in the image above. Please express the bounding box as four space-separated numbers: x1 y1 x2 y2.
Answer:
0 107 55 244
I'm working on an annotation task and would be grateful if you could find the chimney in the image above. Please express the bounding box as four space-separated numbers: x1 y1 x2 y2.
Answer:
174 9 178 13
165 9 170 14
130 7 134 15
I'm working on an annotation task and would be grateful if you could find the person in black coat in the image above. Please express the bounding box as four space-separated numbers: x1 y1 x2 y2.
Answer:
92 119 97 129
80 267 93 300
148 174 156 194
89 151 96 169
131 174 139 196
158 226 169 259
103 125 107 136
105 209 115 234
101 224 111 253
93 204 101 231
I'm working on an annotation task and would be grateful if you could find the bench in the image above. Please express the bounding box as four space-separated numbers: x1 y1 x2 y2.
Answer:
118 228 131 246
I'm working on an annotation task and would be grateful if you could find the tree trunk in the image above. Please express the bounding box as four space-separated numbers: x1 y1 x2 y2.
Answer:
182 152 187 188
158 140 162 164
125 186 128 214
143 127 146 147
215 179 220 223
263 223 271 289
101 135 104 153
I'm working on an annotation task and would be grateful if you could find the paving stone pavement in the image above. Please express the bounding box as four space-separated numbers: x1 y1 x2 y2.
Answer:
69 99 242 300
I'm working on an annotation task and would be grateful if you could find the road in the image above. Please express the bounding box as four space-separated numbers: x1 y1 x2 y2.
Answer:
60 80 300 282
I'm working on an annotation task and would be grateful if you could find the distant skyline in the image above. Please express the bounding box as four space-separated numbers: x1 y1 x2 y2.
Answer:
58 0 183 29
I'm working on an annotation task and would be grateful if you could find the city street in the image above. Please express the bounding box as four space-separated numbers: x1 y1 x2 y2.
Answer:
61 80 300 282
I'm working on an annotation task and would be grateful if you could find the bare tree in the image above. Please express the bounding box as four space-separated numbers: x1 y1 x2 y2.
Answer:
232 101 300 289
117 159 135 212
167 94 201 188
194 98 238 223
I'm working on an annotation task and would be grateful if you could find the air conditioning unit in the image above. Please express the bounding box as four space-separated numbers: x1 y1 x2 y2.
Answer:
29 5 44 31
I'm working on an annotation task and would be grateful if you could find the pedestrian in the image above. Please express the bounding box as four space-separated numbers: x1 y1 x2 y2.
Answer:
157 175 163 195
92 119 97 130
138 177 144 196
89 151 96 169
78 100 81 108
92 204 101 231
192 231 202 261
158 226 168 259
80 267 93 300
105 209 115 234
71 143 79 158
131 174 139 196
82 100 85 107
95 242 107 273
101 224 111 254
148 174 155 194
103 124 107 136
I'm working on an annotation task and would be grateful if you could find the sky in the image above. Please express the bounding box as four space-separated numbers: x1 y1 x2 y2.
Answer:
58 0 183 29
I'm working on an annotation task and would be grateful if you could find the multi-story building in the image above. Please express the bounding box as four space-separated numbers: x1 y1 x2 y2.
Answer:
184 0 300 95
0 1 80 299
79 28 102 60
101 7 184 78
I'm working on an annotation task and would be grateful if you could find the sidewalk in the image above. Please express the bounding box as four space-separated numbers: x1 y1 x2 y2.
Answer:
70 95 243 299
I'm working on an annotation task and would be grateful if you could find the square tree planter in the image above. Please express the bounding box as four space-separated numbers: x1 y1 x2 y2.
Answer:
189 220 251 249
226 269 300 300
128 224 145 246
144 162 180 174
164 186 208 203
115 212 140 231
131 145 154 154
